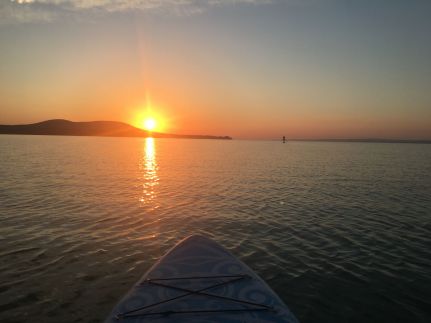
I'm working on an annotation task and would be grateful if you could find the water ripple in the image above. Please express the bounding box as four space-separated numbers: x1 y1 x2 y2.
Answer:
0 137 430 322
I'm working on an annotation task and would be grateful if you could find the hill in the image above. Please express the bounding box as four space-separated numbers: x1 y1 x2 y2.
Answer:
0 119 232 140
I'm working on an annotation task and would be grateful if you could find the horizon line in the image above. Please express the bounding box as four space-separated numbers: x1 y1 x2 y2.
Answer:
1 119 430 143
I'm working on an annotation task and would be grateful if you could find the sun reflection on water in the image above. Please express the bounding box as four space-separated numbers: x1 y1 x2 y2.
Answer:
139 137 159 208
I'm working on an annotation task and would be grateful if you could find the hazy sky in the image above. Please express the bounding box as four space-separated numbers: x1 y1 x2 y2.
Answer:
1 0 430 139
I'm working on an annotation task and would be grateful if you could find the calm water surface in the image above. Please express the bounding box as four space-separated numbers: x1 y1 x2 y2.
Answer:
0 135 430 323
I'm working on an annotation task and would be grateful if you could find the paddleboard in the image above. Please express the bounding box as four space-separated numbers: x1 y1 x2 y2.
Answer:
105 235 299 322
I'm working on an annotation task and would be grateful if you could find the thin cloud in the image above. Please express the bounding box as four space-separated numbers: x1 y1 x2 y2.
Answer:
1 0 273 23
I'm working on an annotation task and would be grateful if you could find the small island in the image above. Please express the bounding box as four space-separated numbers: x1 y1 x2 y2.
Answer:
0 119 232 140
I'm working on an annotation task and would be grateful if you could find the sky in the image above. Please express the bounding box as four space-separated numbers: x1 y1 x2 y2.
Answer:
0 0 430 139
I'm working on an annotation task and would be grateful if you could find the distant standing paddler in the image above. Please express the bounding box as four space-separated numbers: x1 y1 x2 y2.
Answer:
283 136 286 143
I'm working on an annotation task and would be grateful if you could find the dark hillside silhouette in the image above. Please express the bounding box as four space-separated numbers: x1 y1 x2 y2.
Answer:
0 119 232 140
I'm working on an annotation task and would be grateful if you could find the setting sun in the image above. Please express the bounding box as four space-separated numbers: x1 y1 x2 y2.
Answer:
132 104 168 133
143 118 156 131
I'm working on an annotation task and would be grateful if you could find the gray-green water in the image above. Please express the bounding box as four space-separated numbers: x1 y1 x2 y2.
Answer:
0 135 430 323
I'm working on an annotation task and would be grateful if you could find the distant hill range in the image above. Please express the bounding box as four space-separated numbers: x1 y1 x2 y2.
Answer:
0 119 232 140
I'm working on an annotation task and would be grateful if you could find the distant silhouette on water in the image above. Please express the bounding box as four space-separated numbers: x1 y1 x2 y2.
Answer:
0 119 232 140
283 136 286 143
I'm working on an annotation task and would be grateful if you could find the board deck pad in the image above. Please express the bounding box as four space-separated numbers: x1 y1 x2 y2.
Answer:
105 235 299 322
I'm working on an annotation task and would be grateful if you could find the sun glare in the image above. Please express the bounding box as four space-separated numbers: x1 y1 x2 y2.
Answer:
143 118 156 131
132 102 167 133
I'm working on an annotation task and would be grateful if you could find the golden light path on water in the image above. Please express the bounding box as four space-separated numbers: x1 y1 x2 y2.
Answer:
139 137 159 209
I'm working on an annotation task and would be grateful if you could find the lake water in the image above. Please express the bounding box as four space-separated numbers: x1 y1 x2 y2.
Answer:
0 135 430 323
